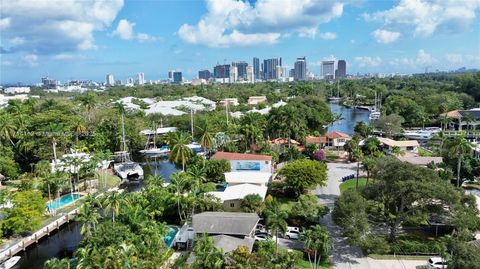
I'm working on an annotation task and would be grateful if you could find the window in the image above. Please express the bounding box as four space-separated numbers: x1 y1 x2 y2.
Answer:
338 139 345 143
230 202 235 208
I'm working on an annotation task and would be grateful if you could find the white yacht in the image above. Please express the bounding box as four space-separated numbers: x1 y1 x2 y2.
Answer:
0 256 21 269
403 128 441 140
369 111 381 120
369 91 382 120
139 145 170 156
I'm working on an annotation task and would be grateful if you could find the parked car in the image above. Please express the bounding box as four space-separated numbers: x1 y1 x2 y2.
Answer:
255 224 266 233
282 230 300 240
254 232 276 242
427 257 448 268
287 226 300 233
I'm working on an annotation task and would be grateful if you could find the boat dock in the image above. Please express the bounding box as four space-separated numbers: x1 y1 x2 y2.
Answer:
0 207 80 263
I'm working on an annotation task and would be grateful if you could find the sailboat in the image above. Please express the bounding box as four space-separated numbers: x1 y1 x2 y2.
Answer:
113 114 144 183
328 81 341 103
0 256 21 269
140 121 170 156
369 91 381 120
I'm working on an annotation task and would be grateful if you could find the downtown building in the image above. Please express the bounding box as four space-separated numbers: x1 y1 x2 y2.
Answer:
198 69 212 80
253 57 260 81
137 72 145 85
214 64 230 82
321 61 335 80
105 74 115 86
294 57 307 81
336 60 346 79
263 57 282 80
232 61 248 81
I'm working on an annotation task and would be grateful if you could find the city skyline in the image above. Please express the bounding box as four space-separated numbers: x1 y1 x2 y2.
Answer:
1 0 480 84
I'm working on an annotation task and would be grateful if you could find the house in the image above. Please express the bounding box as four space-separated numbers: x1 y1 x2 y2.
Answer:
397 156 443 167
219 98 239 106
211 152 273 173
247 96 267 105
224 171 271 187
269 138 304 152
209 183 268 211
441 108 480 131
305 131 352 149
377 137 419 153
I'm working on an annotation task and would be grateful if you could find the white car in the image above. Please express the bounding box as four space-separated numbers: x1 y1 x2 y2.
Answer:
282 230 300 240
287 226 300 233
254 232 277 242
427 257 448 268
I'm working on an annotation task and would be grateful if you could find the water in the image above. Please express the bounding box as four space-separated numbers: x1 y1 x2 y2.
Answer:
327 103 370 135
46 194 83 211
164 226 179 247
18 160 178 269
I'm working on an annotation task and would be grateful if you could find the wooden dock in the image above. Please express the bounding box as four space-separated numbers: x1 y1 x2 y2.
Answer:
0 208 80 263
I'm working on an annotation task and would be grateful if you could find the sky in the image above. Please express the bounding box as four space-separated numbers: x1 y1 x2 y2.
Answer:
1 0 479 84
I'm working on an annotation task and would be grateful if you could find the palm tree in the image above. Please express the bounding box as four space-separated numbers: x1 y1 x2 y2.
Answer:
265 200 288 255
170 172 188 221
168 132 193 171
447 136 472 187
76 202 100 238
102 191 127 222
192 234 224 269
0 114 17 147
44 258 71 269
187 165 207 184
80 92 97 122
300 225 333 269
391 146 405 156
352 148 364 190
361 157 376 185
72 118 87 145
198 124 214 152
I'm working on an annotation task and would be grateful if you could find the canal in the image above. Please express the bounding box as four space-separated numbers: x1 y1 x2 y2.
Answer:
15 104 368 268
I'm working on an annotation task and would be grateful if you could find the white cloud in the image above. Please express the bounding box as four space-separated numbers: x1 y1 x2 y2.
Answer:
137 33 161 42
371 29 400 44
112 19 135 40
52 53 86 61
23 54 38 67
355 56 382 67
389 49 438 66
364 0 480 37
1 0 124 54
10 37 25 46
178 0 346 47
444 53 480 66
319 32 337 40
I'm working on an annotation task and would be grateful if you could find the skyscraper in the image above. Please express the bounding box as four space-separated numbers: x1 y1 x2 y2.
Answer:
213 64 230 80
198 70 211 80
137 72 145 85
246 66 254 83
294 57 307 81
168 71 174 82
253 57 260 81
173 72 182 84
105 74 114 86
263 57 282 80
229 65 238 83
337 60 346 78
321 61 335 80
232 62 248 80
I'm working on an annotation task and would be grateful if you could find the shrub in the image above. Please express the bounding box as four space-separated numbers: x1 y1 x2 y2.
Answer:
392 240 446 255
359 235 391 255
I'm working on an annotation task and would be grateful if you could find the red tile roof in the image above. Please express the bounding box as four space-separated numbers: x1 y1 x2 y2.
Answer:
269 138 300 145
211 151 272 161
306 136 328 144
326 131 350 139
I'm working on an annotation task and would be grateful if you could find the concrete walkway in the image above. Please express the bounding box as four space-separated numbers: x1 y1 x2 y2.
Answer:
316 162 425 269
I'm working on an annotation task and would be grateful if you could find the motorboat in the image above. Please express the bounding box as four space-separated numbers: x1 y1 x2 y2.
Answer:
0 256 21 269
139 145 170 156
403 128 441 140
187 142 206 156
369 111 381 120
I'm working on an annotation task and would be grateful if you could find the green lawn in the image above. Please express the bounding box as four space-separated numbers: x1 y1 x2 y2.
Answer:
296 257 331 269
275 196 297 213
339 177 367 192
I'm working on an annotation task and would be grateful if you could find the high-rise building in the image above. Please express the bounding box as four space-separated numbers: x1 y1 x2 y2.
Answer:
294 57 307 81
213 64 230 80
321 61 335 80
246 66 254 83
263 57 282 80
229 65 238 83
168 70 174 81
232 62 248 80
137 72 145 85
275 65 284 80
198 70 211 80
253 57 260 81
105 74 114 86
337 60 346 78
173 72 182 84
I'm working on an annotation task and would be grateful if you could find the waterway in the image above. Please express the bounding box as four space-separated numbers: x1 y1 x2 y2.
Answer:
15 103 367 268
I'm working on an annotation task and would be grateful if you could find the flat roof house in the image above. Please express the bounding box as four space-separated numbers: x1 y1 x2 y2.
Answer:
209 183 268 211
247 96 267 105
377 137 419 153
224 171 272 186
211 152 273 173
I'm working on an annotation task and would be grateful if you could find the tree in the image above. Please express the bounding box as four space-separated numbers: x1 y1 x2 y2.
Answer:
191 234 224 269
372 114 404 138
354 121 372 138
45 258 71 269
291 194 328 223
446 136 472 187
332 189 369 243
198 124 213 152
361 156 377 185
78 92 97 122
2 190 45 235
241 194 264 214
352 147 363 190
265 200 288 255
102 191 126 223
300 225 333 269
76 201 101 239
449 241 480 269
170 172 188 221
168 131 193 171
204 159 230 183
279 159 327 197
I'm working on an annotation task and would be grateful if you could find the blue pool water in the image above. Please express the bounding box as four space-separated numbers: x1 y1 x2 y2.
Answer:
47 194 83 210
164 226 179 247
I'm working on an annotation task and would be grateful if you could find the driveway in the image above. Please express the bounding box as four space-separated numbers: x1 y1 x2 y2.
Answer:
316 162 425 269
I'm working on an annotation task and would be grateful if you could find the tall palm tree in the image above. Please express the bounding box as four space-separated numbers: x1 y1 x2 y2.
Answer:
102 191 127 222
0 114 17 147
300 225 333 269
447 136 472 187
76 202 100 238
170 172 188 221
198 124 214 152
265 200 288 255
352 148 364 190
361 157 376 185
72 118 87 146
79 92 97 122
192 234 224 269
168 132 193 171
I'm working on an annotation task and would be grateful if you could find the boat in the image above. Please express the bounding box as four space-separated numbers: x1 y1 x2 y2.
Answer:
140 120 175 157
0 256 21 269
369 111 381 120
403 128 441 140
113 114 144 183
369 91 382 120
139 145 170 156
328 81 341 103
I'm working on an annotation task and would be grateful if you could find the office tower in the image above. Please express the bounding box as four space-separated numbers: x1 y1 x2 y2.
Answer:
213 64 230 79
105 74 114 86
198 70 211 80
263 57 282 80
294 57 307 81
229 65 238 83
321 61 335 80
232 61 248 80
168 71 174 81
289 69 295 78
275 65 283 79
173 72 182 84
137 72 145 85
337 60 346 78
246 66 254 83
253 57 260 81
127 77 134 84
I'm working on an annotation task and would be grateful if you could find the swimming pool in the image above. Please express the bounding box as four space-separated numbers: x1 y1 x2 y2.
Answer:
47 194 83 211
164 226 179 247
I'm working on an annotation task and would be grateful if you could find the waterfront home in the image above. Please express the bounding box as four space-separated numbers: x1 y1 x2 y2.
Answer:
247 96 267 105
269 138 304 152
224 171 271 187
397 156 443 167
377 137 419 153
211 152 273 173
306 131 352 149
209 183 268 210
441 108 480 131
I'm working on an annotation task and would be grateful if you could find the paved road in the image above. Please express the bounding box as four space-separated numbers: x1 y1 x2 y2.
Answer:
316 162 425 269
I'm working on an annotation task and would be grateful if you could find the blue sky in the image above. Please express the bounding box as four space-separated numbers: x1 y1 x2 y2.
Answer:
1 0 479 84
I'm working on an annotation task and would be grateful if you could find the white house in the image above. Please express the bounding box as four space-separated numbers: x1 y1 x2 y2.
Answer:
247 96 267 105
224 171 271 187
377 137 419 153
209 183 268 211
211 152 273 173
4 87 30 94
